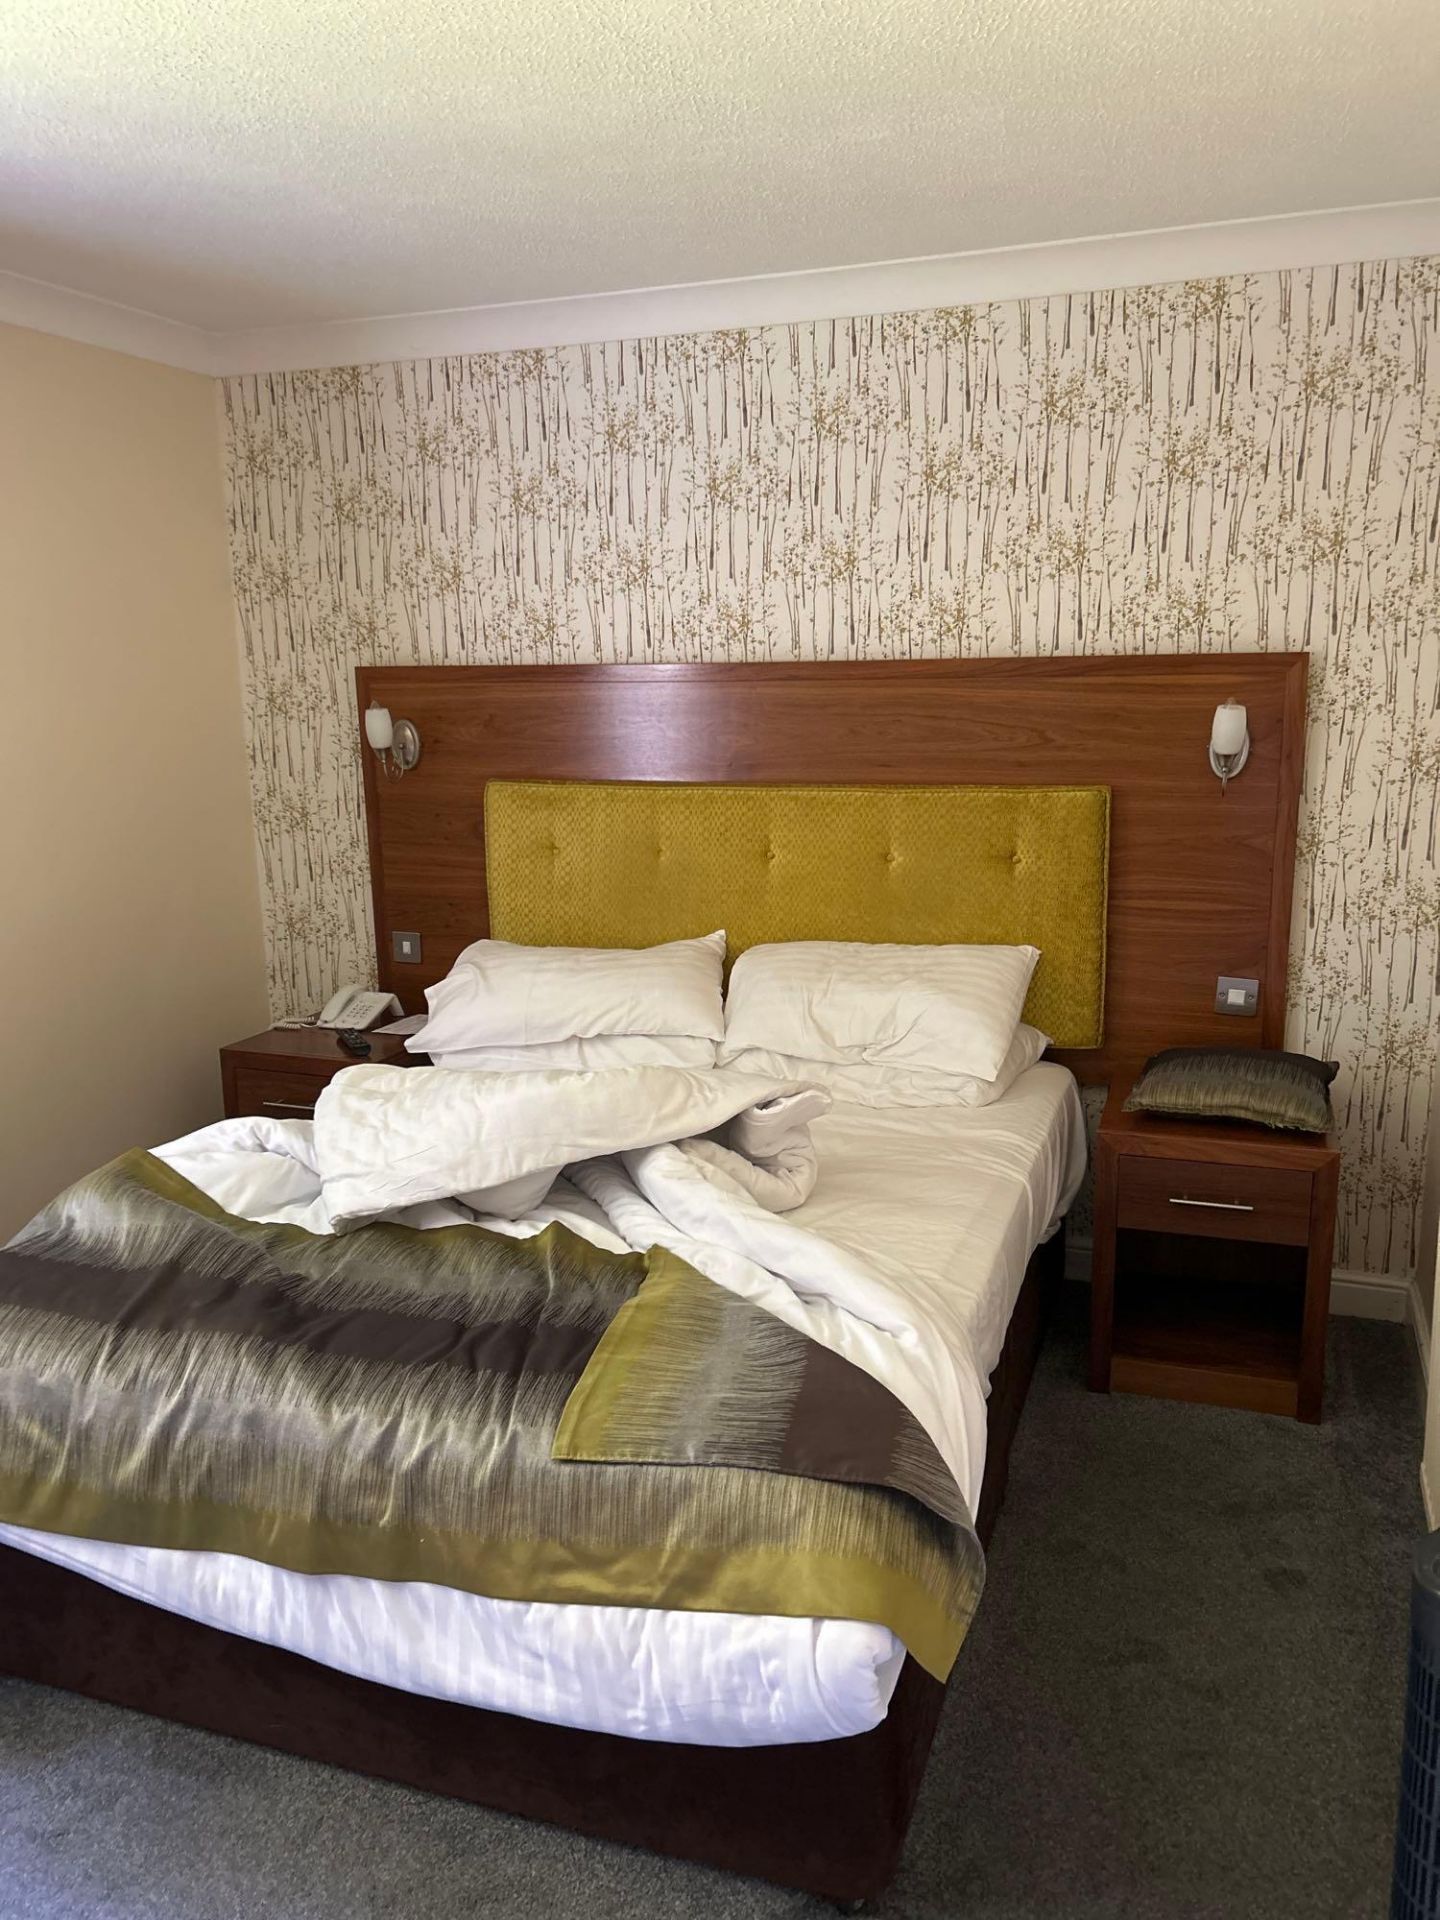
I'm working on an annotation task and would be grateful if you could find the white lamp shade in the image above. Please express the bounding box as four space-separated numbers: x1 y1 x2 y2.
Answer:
364 705 394 752
1211 701 1248 757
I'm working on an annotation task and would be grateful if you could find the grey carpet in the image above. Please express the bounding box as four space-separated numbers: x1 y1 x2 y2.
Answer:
0 1291 1424 1920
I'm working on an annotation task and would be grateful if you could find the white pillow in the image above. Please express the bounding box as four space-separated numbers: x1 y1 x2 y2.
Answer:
425 1034 717 1073
720 940 1039 1084
722 1023 1050 1110
409 931 726 1056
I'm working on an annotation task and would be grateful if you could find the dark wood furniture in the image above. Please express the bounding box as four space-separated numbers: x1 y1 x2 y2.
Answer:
1089 1084 1340 1422
0 1230 1059 1907
356 655 1308 1084
220 1026 421 1120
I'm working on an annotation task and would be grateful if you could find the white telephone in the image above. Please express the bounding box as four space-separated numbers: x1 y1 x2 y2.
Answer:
315 986 402 1031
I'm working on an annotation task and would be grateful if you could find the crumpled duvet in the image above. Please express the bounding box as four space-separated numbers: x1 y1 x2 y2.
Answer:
311 1062 833 1230
154 1066 993 1499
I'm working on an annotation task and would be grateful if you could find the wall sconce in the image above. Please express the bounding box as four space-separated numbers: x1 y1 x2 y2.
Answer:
364 702 421 780
1208 700 1249 792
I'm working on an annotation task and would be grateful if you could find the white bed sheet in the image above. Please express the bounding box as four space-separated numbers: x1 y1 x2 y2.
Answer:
0 1064 1085 1747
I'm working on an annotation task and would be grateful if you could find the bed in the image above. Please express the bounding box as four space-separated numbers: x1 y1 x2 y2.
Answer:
0 1068 1085 1750
0 656 1308 1904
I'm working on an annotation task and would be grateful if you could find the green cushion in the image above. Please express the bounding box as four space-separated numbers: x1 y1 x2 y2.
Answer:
1123 1048 1337 1133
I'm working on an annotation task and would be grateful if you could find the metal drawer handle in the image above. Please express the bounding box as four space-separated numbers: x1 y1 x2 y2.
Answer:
1168 1196 1255 1212
260 1098 316 1114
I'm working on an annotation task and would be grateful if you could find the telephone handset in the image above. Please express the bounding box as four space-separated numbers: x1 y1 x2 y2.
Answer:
315 986 402 1031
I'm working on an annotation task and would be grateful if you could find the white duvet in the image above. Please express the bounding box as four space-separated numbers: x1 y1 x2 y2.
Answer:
1 1062 1086 1747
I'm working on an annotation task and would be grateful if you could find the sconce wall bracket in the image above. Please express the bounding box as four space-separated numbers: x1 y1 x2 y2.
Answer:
390 718 421 773
1208 735 1250 783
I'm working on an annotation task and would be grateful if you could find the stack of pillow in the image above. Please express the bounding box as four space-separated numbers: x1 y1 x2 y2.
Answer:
407 932 1047 1111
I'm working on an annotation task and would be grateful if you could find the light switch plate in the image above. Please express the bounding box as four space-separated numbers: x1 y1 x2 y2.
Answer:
1215 975 1259 1016
392 931 423 964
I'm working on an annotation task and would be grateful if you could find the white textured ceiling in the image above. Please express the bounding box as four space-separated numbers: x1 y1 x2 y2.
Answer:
3 0 1439 334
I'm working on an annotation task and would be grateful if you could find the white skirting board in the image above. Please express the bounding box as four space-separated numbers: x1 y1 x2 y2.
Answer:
1063 1236 1429 1383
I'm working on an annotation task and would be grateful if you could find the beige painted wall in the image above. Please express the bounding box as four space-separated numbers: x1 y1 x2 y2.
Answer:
0 323 268 1239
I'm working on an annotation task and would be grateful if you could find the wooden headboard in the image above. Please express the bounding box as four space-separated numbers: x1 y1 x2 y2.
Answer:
355 656 1306 1084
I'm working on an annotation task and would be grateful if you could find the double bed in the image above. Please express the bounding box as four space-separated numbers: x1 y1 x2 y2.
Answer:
1 1067 1085 1751
0 656 1307 1904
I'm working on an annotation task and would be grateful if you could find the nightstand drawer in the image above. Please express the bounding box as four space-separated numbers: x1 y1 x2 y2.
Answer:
228 1065 330 1119
1116 1156 1313 1245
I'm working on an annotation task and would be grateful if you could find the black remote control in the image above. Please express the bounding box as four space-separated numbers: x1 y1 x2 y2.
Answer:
337 1029 373 1058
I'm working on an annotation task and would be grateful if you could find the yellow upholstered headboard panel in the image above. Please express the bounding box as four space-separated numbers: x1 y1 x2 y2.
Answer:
485 780 1110 1048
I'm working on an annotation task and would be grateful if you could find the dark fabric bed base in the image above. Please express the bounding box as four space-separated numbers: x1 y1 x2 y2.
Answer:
0 1230 1061 1905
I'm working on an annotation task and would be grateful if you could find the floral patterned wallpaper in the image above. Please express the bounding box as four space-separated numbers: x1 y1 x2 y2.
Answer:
222 257 1440 1278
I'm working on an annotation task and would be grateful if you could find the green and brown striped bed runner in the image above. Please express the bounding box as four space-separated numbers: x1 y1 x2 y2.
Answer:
0 1150 983 1680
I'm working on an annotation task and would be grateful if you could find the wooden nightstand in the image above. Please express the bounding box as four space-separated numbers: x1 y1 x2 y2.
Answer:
220 1027 424 1121
1090 1082 1340 1423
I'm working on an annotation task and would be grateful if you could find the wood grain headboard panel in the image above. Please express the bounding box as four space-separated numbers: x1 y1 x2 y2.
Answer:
355 656 1307 1084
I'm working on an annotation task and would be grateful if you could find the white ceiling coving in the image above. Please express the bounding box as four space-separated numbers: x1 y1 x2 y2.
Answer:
3 0 1439 374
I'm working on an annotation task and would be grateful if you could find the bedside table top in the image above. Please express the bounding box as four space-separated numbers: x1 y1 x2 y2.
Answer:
222 1026 418 1069
1100 1079 1338 1171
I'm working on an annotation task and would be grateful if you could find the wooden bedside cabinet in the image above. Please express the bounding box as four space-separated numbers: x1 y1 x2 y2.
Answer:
220 1027 424 1121
1089 1082 1340 1423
